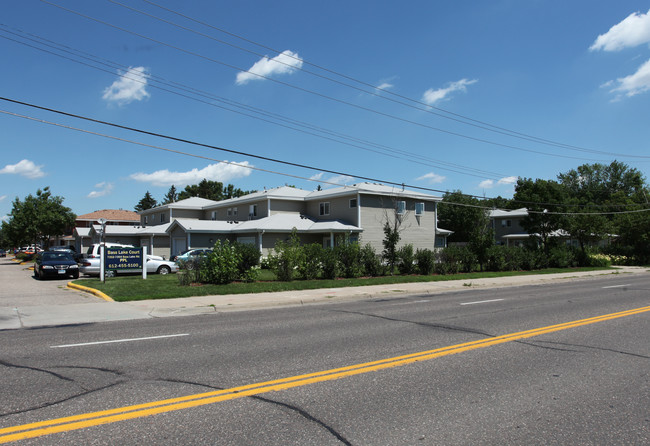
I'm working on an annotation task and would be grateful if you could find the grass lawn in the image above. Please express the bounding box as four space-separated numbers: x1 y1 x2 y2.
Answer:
72 266 615 302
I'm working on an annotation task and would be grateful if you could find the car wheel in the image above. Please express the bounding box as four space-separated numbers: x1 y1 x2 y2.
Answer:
157 265 171 275
71 272 79 279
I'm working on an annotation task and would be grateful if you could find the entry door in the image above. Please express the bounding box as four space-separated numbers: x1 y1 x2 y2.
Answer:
173 238 186 256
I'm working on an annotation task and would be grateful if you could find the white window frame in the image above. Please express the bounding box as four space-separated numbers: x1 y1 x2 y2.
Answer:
415 202 425 216
227 208 232 217
319 202 330 216
211 211 217 220
249 204 257 217
233 207 238 217
396 200 406 215
349 198 357 208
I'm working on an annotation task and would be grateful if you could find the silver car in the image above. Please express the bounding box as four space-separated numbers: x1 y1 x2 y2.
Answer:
79 255 178 276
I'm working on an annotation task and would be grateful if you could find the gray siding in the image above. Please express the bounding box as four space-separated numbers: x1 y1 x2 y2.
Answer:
305 195 357 223
269 200 305 215
359 195 436 252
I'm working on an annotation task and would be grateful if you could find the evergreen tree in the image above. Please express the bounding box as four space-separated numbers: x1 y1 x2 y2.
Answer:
134 191 157 212
161 185 178 205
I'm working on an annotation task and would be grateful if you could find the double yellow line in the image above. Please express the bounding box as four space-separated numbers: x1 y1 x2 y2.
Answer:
2 305 649 443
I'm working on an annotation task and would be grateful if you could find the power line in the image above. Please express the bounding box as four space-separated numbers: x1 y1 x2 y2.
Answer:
131 0 649 159
36 0 644 163
0 25 510 181
1 97 648 215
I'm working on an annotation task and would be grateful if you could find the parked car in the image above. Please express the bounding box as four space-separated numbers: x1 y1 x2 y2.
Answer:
84 243 134 259
49 245 82 261
0 249 6 257
34 251 79 280
80 255 178 276
172 249 212 262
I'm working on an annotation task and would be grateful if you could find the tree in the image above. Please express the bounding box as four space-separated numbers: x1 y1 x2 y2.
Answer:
177 179 250 201
437 191 486 243
513 178 567 251
557 161 646 255
468 209 494 271
134 191 157 212
161 185 178 205
2 187 76 249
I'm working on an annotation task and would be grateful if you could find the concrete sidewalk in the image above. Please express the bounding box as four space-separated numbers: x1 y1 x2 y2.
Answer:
0 266 645 330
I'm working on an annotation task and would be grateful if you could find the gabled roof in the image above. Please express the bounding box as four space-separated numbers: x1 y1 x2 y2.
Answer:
76 209 140 222
139 197 219 215
166 215 361 235
204 186 310 209
306 182 441 201
489 208 529 218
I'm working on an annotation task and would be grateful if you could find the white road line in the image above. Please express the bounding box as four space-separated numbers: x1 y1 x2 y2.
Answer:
460 298 504 306
390 299 431 306
602 284 631 289
50 333 189 348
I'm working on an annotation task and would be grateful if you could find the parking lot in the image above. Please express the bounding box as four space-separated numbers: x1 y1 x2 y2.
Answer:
0 257 96 307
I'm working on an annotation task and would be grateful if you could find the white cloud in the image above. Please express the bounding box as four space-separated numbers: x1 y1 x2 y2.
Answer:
590 9 650 52
606 58 650 99
130 162 252 187
309 173 354 187
421 78 477 105
479 179 494 189
498 176 518 185
376 82 394 91
236 50 303 85
416 172 446 184
87 182 114 198
102 66 150 105
0 195 6 202
0 159 45 179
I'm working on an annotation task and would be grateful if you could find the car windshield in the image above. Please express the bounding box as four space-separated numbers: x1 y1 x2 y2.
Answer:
42 252 73 262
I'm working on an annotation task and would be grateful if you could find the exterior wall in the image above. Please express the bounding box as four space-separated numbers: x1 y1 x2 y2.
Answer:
493 217 526 245
305 195 357 224
359 195 436 252
269 200 305 215
205 199 270 221
171 209 203 220
140 236 171 259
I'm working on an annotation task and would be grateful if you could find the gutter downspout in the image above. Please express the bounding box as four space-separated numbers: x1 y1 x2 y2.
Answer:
434 201 438 249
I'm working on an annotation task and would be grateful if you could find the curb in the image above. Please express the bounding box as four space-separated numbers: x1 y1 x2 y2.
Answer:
67 282 114 302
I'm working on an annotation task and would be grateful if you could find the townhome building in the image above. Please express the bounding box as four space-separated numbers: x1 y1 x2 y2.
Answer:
75 183 450 259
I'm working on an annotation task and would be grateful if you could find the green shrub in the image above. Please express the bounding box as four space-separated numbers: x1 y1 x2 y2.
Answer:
546 246 578 268
415 248 435 275
296 243 323 280
270 230 302 282
200 240 241 285
397 244 415 275
233 242 261 277
336 239 362 278
321 247 339 280
486 246 507 271
360 244 384 277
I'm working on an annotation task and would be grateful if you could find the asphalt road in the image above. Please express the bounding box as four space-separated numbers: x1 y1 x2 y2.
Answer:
0 274 648 445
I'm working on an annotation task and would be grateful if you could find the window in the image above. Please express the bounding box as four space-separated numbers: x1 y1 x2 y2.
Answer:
415 202 425 216
227 208 232 217
211 211 217 220
249 204 257 217
396 200 406 215
319 202 330 216
233 207 238 217
144 216 148 225
349 198 357 208
160 213 165 223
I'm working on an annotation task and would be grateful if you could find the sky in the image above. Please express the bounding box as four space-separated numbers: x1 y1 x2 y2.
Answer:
1 0 650 220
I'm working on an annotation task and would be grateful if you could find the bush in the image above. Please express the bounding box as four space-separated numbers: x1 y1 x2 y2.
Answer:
486 246 507 272
415 248 435 275
321 247 339 280
397 244 415 275
336 240 362 278
269 230 302 282
296 243 323 280
234 242 261 278
200 240 241 285
546 246 578 268
360 244 384 277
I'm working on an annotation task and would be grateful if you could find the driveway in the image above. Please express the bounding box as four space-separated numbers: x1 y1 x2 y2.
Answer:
0 257 97 307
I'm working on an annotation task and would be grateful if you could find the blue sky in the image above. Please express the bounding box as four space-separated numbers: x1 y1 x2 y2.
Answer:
2 1 650 219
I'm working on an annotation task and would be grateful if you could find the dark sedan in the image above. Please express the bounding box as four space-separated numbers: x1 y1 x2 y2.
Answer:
34 251 80 280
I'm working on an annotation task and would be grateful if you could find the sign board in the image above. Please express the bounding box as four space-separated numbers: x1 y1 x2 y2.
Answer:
105 247 143 271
